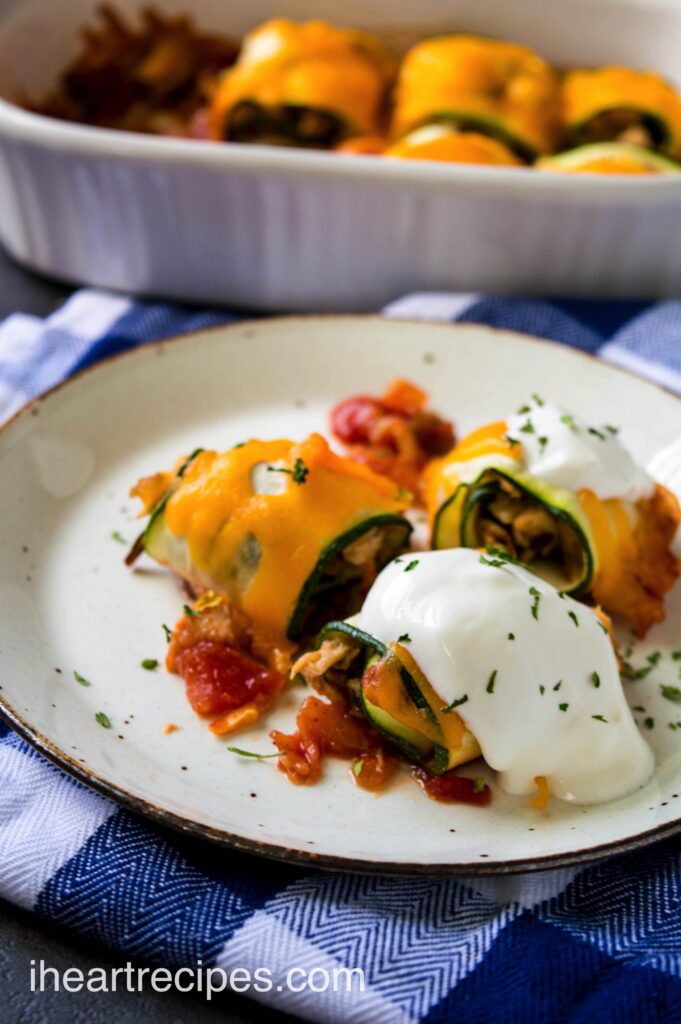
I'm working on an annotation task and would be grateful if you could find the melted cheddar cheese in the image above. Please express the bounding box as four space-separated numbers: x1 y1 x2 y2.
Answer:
161 433 405 643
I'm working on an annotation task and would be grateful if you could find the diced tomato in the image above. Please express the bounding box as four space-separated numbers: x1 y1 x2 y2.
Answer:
330 395 386 446
412 767 492 806
176 641 284 717
271 695 398 788
352 748 399 791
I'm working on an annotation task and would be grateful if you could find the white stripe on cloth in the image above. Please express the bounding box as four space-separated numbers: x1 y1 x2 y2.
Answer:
216 872 517 1024
0 738 116 909
599 344 681 396
382 292 480 321
0 289 132 425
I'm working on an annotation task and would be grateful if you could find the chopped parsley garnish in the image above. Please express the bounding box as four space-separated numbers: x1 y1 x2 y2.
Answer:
95 712 111 729
553 680 562 691
591 671 601 688
604 425 619 435
404 560 419 573
661 685 681 704
397 633 412 644
672 652 681 661
473 777 487 793
567 610 579 628
520 419 535 435
560 413 577 431
644 717 655 730
621 660 652 680
110 531 126 544
517 404 531 414
508 633 515 641
632 705 646 712
592 715 608 723
480 554 508 569
183 604 198 618
227 747 283 759
486 670 498 694
485 546 531 568
597 621 609 635
504 435 520 447
267 457 309 484
162 624 172 642
531 393 545 407
442 694 469 713
558 703 569 712
539 685 546 695
588 427 606 441
538 436 549 452
647 651 662 667
73 671 91 687
530 586 541 620
232 441 247 449
141 659 159 671
353 761 364 778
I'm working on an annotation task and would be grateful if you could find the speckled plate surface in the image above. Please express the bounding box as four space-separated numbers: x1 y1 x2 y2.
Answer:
1 316 681 875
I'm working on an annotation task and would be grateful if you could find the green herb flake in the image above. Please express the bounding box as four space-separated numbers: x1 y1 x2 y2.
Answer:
268 458 309 485
557 590 567 600
504 435 520 447
73 670 91 687
538 436 549 452
560 413 577 431
486 670 498 694
539 685 546 695
473 777 487 793
591 671 601 688
632 705 646 712
95 712 111 729
353 760 364 778
110 531 126 544
672 652 681 661
530 586 541 621
162 623 172 642
517 404 531 414
592 715 608 723
621 661 652 681
568 610 579 628
604 424 620 435
647 651 662 667
558 703 569 712
644 717 655 730
553 680 562 691
520 420 535 435
588 427 606 441
404 560 419 573
597 621 609 635
227 746 283 759
508 633 515 641
397 633 412 644
442 694 469 713
141 659 159 671
183 604 198 618
661 685 681 704
531 393 545 407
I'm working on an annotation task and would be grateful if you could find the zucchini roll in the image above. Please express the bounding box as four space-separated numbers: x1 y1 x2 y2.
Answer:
391 36 561 160
425 401 681 636
210 18 395 147
129 434 411 646
562 67 681 157
294 619 481 775
384 125 522 166
537 142 681 175
295 548 653 805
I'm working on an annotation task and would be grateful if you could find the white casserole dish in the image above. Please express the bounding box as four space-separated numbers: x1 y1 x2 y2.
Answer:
0 0 680 311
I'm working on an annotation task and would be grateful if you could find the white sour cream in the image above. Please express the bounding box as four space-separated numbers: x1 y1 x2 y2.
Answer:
359 549 654 805
505 402 654 503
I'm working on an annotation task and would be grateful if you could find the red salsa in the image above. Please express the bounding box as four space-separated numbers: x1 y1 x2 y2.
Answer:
412 767 492 806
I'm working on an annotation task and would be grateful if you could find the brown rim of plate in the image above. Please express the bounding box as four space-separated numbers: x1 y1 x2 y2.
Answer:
0 313 679 877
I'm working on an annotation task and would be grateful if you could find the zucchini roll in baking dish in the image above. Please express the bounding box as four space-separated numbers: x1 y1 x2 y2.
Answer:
537 142 681 175
425 400 681 636
562 67 681 157
210 18 395 147
294 549 653 805
128 434 411 647
391 35 561 161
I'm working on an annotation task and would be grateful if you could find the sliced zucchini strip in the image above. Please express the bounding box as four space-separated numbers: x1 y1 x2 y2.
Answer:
315 621 480 773
537 142 681 175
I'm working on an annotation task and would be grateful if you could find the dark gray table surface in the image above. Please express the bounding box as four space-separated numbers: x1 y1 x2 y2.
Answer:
0 247 298 1024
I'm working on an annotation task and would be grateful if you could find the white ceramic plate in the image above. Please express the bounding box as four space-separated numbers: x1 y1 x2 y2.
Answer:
2 316 681 875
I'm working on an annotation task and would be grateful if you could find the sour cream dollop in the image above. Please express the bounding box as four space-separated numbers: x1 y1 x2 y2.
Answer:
359 549 654 805
506 402 653 502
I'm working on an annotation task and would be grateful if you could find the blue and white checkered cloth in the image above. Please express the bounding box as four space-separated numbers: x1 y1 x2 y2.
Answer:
1 288 681 1023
